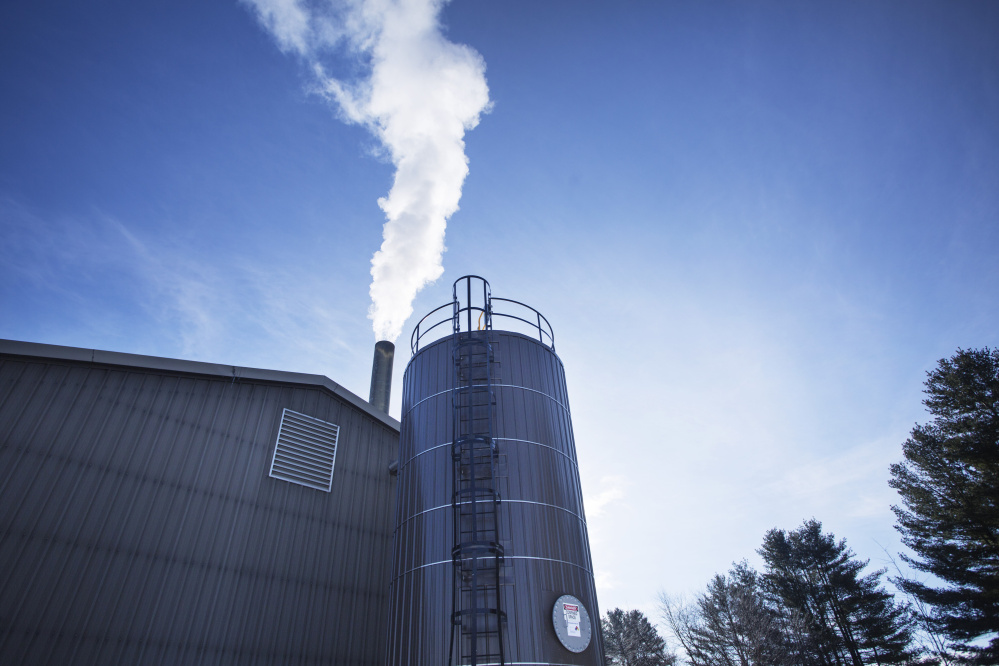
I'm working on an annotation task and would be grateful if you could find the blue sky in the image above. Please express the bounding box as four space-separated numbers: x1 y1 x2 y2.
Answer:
2 0 998 628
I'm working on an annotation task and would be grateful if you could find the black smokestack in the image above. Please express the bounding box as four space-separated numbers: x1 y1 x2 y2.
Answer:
368 341 394 414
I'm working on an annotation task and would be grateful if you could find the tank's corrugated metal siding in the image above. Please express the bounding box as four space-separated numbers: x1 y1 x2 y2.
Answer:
0 351 398 665
388 331 604 666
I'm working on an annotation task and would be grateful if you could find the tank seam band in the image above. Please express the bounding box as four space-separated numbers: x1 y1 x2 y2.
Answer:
393 499 586 532
402 383 571 419
397 437 578 474
392 555 593 583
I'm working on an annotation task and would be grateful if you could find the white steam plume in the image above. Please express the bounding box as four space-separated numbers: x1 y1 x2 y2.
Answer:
243 0 490 342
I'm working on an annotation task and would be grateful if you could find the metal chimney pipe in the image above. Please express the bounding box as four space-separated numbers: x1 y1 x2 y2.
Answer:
368 340 394 414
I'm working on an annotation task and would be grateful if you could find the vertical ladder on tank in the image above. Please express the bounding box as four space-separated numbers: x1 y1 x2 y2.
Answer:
449 329 506 666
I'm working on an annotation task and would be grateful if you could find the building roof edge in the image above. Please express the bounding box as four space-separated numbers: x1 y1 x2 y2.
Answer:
0 338 400 431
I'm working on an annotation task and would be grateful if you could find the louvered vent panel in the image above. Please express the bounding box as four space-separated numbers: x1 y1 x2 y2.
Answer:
269 408 340 492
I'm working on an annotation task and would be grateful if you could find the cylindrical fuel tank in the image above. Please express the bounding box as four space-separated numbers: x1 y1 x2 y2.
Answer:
387 323 603 665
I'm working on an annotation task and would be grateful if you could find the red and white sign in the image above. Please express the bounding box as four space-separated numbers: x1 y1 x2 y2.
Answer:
563 603 581 637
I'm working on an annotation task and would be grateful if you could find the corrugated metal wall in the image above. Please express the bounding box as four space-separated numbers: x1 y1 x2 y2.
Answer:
387 331 604 666
0 350 398 665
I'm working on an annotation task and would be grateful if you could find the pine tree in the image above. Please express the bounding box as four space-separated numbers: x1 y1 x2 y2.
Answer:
759 519 916 665
662 562 796 666
889 347 999 664
603 608 676 666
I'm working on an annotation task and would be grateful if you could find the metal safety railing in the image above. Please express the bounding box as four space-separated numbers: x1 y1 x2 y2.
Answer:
410 276 555 354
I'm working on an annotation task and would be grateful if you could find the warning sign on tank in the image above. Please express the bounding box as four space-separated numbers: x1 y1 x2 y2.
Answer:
563 603 581 637
553 594 591 653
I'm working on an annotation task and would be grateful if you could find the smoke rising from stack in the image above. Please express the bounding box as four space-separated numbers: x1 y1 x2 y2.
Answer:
243 0 491 343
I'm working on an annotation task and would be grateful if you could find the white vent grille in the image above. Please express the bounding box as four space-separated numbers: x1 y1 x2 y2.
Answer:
269 409 340 492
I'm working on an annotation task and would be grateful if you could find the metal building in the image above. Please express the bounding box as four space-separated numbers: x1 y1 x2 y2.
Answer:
387 276 603 666
0 339 399 665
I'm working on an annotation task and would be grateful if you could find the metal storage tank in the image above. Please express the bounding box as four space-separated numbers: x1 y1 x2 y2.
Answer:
387 276 603 666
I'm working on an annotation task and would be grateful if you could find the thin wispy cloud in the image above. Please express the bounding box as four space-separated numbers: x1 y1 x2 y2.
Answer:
1 198 128 295
588 476 628 598
125 234 359 371
242 0 491 342
594 570 618 593
585 474 627 519
763 434 903 520
0 199 357 374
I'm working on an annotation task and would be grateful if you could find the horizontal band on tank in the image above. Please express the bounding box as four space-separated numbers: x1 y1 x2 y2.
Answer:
395 499 586 531
465 663 587 666
398 440 450 469
393 555 593 583
497 437 578 466
399 436 577 473
403 383 571 419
